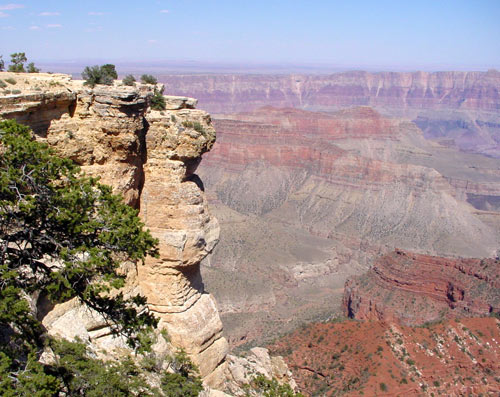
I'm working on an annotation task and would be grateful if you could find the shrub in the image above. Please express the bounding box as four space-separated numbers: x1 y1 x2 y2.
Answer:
0 79 6 88
4 77 16 85
141 74 158 85
250 374 303 397
0 55 4 71
123 74 136 86
27 62 40 73
101 64 118 79
151 87 166 111
193 121 204 133
82 65 116 87
380 382 388 391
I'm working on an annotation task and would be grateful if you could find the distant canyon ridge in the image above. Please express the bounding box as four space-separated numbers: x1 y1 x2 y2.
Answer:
160 70 500 157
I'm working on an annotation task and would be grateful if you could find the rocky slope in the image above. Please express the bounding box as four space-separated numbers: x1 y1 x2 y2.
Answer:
0 72 228 386
160 70 500 156
270 317 500 396
196 105 500 347
343 250 500 326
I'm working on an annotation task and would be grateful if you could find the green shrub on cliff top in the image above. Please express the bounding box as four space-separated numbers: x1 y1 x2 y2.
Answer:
82 64 117 87
141 74 158 85
151 86 166 111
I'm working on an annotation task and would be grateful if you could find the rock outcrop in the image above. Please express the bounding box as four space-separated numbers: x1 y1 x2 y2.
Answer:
0 72 228 385
343 250 500 325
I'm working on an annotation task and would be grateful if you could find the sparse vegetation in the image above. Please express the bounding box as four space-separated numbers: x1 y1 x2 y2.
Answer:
250 374 303 397
141 74 158 85
123 74 136 86
0 55 4 71
0 79 6 89
4 77 16 85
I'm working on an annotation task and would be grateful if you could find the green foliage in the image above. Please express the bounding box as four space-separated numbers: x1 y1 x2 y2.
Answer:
0 79 6 89
141 74 158 85
250 374 303 397
27 62 40 73
123 74 137 86
151 87 166 111
101 64 118 79
82 64 117 87
8 52 27 72
0 55 4 71
49 339 155 396
0 120 161 392
4 77 16 85
379 382 388 391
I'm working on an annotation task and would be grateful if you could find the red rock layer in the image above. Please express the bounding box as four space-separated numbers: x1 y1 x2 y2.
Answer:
269 318 500 396
203 107 453 194
343 250 500 325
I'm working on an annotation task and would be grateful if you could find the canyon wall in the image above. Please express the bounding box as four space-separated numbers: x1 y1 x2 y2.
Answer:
160 70 500 156
197 105 500 346
343 249 500 325
0 72 228 385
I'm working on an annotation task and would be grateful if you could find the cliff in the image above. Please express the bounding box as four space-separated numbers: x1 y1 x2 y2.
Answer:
197 105 500 347
160 70 500 156
343 250 500 325
0 72 227 385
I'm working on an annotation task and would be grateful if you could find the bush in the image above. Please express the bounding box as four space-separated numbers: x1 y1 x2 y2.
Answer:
0 79 6 89
141 74 158 85
151 88 166 111
0 55 4 71
82 64 117 87
251 374 303 397
123 74 136 86
4 77 16 85
101 63 118 79
380 382 388 391
27 62 40 73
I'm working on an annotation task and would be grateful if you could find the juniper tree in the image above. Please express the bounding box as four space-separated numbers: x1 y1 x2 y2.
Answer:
0 119 160 393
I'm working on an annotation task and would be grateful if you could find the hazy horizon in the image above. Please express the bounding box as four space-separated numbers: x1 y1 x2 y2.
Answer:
1 0 499 72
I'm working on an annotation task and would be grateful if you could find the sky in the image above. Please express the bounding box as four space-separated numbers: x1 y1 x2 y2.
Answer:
0 0 499 71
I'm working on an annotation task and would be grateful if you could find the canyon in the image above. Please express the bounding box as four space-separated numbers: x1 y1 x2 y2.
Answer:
160 70 500 157
194 104 500 347
3 68 500 395
343 249 500 325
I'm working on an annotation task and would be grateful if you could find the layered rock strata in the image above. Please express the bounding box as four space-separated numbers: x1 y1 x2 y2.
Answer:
0 72 228 383
160 70 500 156
343 249 500 325
197 105 500 346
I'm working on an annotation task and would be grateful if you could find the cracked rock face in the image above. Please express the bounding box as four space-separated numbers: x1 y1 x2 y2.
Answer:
0 72 228 384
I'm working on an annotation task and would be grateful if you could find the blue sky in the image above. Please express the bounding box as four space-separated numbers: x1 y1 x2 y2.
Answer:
0 0 499 70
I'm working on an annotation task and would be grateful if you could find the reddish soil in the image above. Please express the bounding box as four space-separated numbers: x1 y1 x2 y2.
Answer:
270 318 500 396
343 250 500 326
